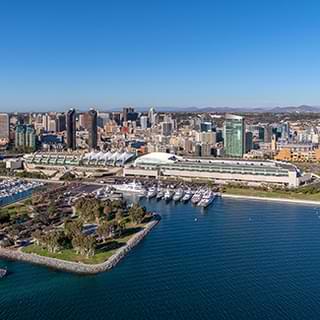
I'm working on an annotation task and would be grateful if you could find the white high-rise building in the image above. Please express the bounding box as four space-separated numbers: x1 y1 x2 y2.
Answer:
48 119 57 132
148 107 156 126
42 113 50 131
0 113 9 141
140 116 148 129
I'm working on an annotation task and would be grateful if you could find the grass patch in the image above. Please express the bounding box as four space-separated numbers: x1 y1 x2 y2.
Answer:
224 187 320 201
22 223 147 264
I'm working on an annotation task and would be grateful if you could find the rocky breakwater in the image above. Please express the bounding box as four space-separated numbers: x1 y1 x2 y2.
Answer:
0 215 161 275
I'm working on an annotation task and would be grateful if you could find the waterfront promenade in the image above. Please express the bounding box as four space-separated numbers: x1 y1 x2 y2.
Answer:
223 193 320 205
0 217 160 274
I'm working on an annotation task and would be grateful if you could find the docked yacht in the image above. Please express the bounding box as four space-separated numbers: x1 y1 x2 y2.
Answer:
198 191 215 208
156 190 164 200
191 190 203 205
173 189 184 201
181 190 193 202
112 181 146 194
163 189 174 202
146 186 157 199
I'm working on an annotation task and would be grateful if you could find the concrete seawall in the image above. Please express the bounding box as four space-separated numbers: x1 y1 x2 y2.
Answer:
0 216 160 275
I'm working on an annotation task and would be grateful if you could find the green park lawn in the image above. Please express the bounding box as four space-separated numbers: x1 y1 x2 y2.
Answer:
22 224 145 264
224 186 320 202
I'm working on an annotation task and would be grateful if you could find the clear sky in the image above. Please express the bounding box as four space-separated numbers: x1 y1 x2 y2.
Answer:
1 0 320 111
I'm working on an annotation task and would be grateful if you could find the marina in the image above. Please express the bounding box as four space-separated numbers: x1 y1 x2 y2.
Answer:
110 180 218 208
0 179 44 207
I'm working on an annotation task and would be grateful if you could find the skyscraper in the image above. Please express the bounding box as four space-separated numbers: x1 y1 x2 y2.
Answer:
42 113 50 131
148 107 156 126
161 121 173 136
0 113 9 141
56 113 66 132
122 107 134 123
87 108 97 150
140 116 148 130
15 124 36 151
223 114 245 157
245 131 253 153
66 108 76 150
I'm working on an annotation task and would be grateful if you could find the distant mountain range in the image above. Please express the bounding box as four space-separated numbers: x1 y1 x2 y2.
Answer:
152 105 320 113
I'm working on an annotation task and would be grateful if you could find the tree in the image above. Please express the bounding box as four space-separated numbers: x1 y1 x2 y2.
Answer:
97 221 110 242
115 209 125 221
75 197 103 223
44 230 63 253
71 234 96 257
47 201 56 218
129 204 146 224
32 230 43 246
82 235 96 257
0 211 10 224
64 220 82 240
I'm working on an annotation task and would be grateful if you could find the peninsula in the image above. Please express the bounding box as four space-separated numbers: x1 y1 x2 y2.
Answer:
0 183 160 274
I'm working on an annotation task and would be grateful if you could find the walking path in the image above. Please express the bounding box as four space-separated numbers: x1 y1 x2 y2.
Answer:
223 193 320 206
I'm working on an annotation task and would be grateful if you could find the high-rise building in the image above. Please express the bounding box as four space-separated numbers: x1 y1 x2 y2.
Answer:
140 116 148 130
200 121 213 132
123 107 134 123
245 131 253 153
0 113 9 141
48 119 57 132
197 132 216 145
66 108 76 150
97 112 110 128
15 124 36 150
148 107 156 126
25 125 36 150
223 114 245 157
56 113 66 132
42 113 50 131
264 125 273 143
87 109 97 150
161 122 173 136
15 124 25 148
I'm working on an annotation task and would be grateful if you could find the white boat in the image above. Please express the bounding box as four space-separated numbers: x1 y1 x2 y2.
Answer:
198 191 215 208
173 189 184 201
146 186 157 199
163 189 173 202
156 190 164 200
182 190 193 202
112 181 146 194
191 190 203 204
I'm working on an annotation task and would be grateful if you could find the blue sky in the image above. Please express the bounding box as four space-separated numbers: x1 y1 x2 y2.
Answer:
1 0 320 111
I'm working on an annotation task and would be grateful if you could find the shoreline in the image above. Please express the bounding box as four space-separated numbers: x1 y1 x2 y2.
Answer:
223 193 320 206
0 215 160 275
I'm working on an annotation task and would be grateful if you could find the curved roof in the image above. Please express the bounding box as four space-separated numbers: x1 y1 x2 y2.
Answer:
135 152 182 165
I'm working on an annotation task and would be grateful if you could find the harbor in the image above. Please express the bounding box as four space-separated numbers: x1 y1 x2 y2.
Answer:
109 180 220 208
0 179 44 207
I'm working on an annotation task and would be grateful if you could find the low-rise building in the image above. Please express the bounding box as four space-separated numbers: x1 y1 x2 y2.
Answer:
124 152 309 188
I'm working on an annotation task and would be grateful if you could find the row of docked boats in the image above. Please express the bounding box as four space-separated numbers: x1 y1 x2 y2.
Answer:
153 187 216 207
111 181 218 208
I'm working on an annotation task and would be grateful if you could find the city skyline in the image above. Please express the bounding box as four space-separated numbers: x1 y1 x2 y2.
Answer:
2 0 320 110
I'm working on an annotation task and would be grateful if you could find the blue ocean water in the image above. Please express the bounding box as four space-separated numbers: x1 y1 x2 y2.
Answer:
1 198 320 320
